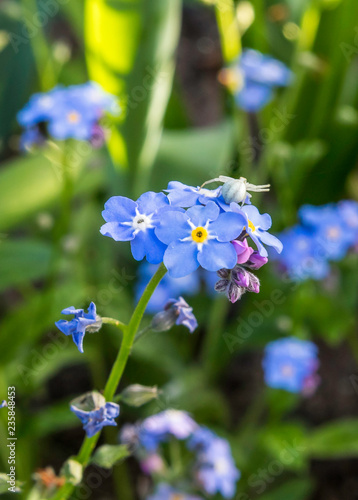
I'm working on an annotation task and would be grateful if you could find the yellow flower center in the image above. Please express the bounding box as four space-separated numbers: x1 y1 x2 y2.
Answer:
244 220 256 233
191 226 208 243
170 495 183 500
67 111 80 123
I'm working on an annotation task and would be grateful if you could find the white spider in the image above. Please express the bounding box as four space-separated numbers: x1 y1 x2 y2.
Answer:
200 176 270 205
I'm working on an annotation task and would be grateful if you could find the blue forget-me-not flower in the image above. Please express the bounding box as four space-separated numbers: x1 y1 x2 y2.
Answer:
55 302 101 353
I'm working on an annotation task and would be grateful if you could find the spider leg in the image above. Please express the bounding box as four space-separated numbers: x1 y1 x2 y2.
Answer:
200 178 222 188
246 184 270 192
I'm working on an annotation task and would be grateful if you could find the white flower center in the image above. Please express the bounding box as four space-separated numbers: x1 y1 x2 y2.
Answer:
131 210 154 233
214 458 229 474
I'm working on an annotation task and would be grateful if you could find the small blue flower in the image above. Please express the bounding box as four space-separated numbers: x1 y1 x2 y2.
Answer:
152 296 198 333
0 401 7 409
71 394 120 438
55 302 100 353
234 49 292 112
191 427 240 498
101 192 171 264
263 337 319 393
277 225 330 280
231 203 282 257
138 410 198 451
18 82 119 143
156 201 246 278
147 483 203 500
299 203 357 260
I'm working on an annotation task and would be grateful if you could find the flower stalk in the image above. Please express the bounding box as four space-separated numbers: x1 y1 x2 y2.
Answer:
50 263 167 500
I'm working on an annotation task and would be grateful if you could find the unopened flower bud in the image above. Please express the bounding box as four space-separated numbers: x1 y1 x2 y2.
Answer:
120 384 159 408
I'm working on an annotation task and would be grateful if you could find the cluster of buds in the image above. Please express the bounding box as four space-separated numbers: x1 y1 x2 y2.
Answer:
215 239 268 303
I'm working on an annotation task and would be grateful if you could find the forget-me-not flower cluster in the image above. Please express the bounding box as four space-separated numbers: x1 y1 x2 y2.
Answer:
120 410 240 499
101 175 282 303
18 82 119 148
276 200 358 280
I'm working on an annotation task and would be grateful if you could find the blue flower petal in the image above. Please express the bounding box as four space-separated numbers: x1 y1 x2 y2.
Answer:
102 196 137 222
198 241 237 271
257 229 283 254
131 229 166 264
164 241 199 278
209 212 246 241
186 201 220 227
155 210 190 245
136 191 169 214
100 222 135 241
235 82 273 112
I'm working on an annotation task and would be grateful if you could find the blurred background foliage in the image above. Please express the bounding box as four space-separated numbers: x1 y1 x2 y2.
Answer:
0 0 358 498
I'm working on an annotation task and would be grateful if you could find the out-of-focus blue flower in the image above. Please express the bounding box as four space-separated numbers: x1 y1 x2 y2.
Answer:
299 203 357 260
18 87 64 127
232 49 291 112
17 82 118 143
338 200 358 243
55 302 100 353
190 427 240 498
152 297 198 333
71 396 120 438
20 126 44 151
147 483 203 500
231 203 283 257
100 192 170 264
277 225 330 280
138 410 198 451
0 401 7 409
156 202 246 278
263 337 319 393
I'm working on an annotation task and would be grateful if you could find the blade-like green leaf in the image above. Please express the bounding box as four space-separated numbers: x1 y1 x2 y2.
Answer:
84 0 182 194
308 419 358 459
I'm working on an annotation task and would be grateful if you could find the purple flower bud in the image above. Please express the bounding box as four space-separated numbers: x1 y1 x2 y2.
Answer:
247 251 268 269
215 265 260 303
232 239 254 264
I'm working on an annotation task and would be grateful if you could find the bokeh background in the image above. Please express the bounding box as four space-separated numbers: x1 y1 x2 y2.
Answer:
1 0 358 499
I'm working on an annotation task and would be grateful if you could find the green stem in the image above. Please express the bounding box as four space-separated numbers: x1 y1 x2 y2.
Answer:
50 263 167 500
101 317 127 331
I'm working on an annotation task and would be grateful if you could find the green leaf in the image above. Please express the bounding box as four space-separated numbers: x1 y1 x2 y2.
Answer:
152 120 236 189
0 473 22 494
259 423 308 472
60 459 83 486
308 419 358 458
0 239 51 292
259 479 313 500
91 444 130 469
85 0 182 194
